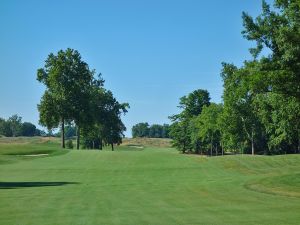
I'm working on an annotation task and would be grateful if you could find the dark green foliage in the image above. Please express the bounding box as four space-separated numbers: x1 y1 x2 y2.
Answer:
34 128 44 136
242 0 300 101
66 139 74 149
37 49 128 150
169 89 210 153
178 89 210 118
0 116 44 137
169 121 192 154
80 79 129 151
65 125 76 138
100 92 129 151
7 115 22 137
132 123 149 137
219 0 300 154
149 124 163 138
194 103 223 156
37 91 60 131
149 124 170 138
168 1 300 155
132 123 170 138
0 117 13 137
20 122 36 137
254 93 300 154
56 125 76 139
37 48 94 148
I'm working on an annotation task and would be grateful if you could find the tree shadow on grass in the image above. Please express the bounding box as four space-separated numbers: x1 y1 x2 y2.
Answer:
0 181 79 189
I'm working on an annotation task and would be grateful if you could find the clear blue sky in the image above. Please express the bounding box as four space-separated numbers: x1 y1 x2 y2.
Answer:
0 0 265 137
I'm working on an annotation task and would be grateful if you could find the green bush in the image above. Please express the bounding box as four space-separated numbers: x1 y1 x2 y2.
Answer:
66 139 74 149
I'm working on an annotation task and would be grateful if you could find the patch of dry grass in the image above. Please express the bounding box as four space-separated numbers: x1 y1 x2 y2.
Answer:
121 137 172 148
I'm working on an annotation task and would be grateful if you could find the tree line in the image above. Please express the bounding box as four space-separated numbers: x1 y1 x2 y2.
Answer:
131 123 170 138
0 115 44 137
37 48 129 150
169 1 300 155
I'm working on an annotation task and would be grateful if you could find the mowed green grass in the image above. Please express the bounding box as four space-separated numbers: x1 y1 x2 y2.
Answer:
0 138 299 225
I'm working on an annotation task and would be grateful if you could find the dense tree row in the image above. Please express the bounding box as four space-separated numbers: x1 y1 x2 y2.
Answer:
0 115 44 137
169 1 300 155
37 48 129 150
131 123 170 138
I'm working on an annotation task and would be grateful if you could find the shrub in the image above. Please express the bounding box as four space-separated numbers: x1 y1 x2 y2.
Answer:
66 139 74 149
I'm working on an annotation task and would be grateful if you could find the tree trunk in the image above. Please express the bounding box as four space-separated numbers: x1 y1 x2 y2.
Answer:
61 119 65 148
111 143 114 151
99 138 102 150
76 126 80 150
92 141 95 149
298 130 300 154
210 135 213 156
221 141 224 156
216 144 218 156
251 129 255 155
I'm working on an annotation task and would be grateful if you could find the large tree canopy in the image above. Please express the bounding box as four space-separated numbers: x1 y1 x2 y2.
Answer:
169 0 300 155
37 49 128 150
242 0 300 100
169 89 211 153
37 48 94 148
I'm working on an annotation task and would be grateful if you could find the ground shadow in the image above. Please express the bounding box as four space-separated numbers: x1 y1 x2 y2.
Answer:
0 181 79 189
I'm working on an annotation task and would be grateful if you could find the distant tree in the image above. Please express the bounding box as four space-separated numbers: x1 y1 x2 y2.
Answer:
34 128 44 136
0 116 42 137
131 123 170 138
149 124 163 138
20 122 36 137
162 124 170 138
0 118 6 136
65 124 76 139
7 115 22 137
132 123 150 138
132 123 170 138
53 124 76 139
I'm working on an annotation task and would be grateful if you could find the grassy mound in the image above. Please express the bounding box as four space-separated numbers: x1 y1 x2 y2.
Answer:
246 173 300 197
0 137 68 164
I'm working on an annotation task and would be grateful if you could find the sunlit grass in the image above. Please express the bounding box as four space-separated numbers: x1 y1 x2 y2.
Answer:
0 137 299 225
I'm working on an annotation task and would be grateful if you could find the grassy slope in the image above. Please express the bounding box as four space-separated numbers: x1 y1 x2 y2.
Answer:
0 138 299 225
122 137 172 148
